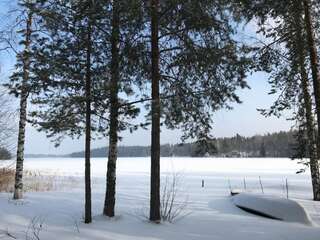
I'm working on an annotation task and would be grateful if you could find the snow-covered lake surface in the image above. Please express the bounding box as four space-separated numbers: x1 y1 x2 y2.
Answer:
1 157 320 240
22 157 318 200
23 157 308 175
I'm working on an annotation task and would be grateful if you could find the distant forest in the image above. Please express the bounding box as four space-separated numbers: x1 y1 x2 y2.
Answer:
69 131 297 158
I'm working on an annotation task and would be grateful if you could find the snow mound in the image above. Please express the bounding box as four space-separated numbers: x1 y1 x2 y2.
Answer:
232 193 313 225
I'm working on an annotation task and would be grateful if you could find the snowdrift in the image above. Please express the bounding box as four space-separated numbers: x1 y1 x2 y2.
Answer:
232 193 313 225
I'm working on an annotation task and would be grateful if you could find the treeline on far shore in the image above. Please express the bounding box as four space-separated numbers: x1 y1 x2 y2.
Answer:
67 131 297 158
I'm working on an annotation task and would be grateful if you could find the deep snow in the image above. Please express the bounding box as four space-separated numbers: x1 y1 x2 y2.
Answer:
0 157 320 240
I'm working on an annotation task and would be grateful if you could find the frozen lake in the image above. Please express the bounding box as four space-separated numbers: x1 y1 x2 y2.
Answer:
19 157 313 200
1 157 320 240
22 157 307 175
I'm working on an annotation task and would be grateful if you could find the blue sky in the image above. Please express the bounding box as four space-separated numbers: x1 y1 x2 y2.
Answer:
20 71 291 155
0 2 292 155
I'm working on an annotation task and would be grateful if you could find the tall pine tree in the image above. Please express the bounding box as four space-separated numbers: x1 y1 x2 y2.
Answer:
145 0 253 222
23 0 109 222
103 0 145 217
242 0 320 200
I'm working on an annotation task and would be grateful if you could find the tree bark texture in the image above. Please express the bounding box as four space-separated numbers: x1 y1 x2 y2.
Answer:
104 0 120 217
149 0 161 223
84 19 92 223
13 13 32 200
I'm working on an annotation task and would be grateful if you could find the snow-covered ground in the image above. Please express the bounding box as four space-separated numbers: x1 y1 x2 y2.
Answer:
1 157 320 240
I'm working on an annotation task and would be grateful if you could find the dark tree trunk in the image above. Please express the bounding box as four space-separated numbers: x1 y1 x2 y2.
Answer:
300 71 320 201
13 13 32 200
303 1 320 145
296 0 320 200
303 0 320 200
103 0 120 217
84 20 92 224
149 0 161 223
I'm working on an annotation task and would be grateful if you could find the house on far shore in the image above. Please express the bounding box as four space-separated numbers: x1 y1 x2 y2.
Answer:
204 152 210 158
224 151 248 158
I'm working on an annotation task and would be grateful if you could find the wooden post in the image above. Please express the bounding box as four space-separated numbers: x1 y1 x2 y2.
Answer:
243 177 247 191
228 179 232 194
286 178 289 199
259 176 264 194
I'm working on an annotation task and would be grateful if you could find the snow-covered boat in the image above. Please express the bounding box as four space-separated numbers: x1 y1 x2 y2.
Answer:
232 193 313 225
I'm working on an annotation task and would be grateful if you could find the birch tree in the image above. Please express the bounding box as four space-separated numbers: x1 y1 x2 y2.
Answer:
4 0 34 200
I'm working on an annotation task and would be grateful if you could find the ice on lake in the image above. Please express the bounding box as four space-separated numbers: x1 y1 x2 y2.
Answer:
22 157 314 199
1 157 319 240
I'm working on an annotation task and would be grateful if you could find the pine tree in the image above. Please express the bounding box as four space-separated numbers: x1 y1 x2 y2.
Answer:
293 0 320 200
149 0 161 223
145 0 253 222
303 0 320 162
22 0 110 222
103 0 120 218
84 1 94 223
103 0 145 217
22 0 142 219
259 142 266 157
243 0 320 200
